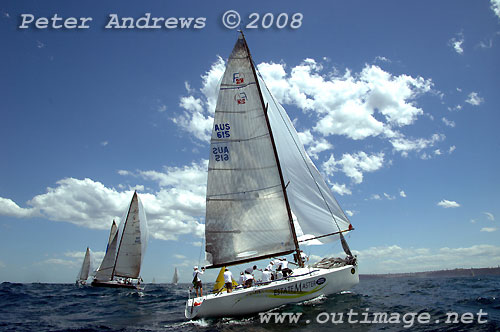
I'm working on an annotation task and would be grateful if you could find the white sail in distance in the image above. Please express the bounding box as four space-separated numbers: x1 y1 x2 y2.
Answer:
114 191 149 278
172 267 179 284
77 247 92 282
205 35 296 268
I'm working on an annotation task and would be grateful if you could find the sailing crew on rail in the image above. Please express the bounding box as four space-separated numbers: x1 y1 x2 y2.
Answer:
192 266 205 297
244 270 254 288
223 268 233 293
262 268 272 283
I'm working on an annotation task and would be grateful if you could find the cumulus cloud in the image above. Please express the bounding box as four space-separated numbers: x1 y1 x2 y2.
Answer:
448 32 465 54
331 183 352 196
400 190 407 198
0 162 209 241
442 117 455 128
491 0 500 19
465 92 484 106
390 133 445 157
437 199 460 208
172 56 225 142
0 197 39 218
350 244 500 273
323 151 384 184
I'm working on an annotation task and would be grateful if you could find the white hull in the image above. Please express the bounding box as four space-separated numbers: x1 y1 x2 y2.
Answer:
185 264 358 319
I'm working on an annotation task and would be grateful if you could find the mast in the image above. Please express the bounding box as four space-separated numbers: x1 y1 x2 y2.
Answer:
240 31 304 268
111 191 136 279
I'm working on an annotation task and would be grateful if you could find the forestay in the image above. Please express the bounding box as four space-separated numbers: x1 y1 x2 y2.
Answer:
205 35 296 267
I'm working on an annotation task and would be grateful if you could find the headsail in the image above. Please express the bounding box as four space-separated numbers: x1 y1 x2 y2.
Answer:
113 191 149 278
94 224 119 281
205 35 296 268
106 220 117 253
259 78 353 244
77 247 92 282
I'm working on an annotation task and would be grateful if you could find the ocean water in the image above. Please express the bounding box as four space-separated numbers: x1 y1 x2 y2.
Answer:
0 276 499 332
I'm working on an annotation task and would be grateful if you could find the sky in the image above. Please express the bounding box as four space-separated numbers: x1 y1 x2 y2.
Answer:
0 0 499 283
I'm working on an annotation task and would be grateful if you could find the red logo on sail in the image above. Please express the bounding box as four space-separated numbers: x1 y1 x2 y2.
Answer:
235 92 247 104
233 73 244 84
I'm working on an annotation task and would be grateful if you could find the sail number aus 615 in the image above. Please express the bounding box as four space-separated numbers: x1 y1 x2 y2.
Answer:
213 146 230 162
214 123 230 139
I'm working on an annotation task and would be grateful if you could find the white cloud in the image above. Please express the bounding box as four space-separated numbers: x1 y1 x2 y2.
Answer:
331 183 352 196
323 151 384 184
297 130 333 159
0 161 209 241
390 133 445 157
383 193 396 200
399 190 407 198
442 117 455 128
448 32 464 54
100 141 109 147
172 56 225 142
480 227 497 232
0 197 39 218
174 57 441 165
38 258 77 267
437 199 460 208
174 254 186 259
483 212 495 221
491 0 500 19
465 92 484 106
369 194 382 200
448 145 456 154
345 210 354 217
352 244 500 273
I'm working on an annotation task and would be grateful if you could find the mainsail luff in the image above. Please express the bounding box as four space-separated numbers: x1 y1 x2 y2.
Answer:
94 226 119 281
205 34 297 268
241 32 303 267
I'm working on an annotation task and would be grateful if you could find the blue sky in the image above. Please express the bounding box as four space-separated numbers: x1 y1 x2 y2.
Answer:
1 0 499 283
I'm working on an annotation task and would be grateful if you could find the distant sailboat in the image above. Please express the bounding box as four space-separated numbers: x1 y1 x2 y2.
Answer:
76 247 93 286
172 267 179 285
185 33 358 319
92 191 148 289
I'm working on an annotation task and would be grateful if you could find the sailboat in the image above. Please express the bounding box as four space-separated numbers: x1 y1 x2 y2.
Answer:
185 33 358 319
91 191 148 289
172 267 179 285
76 247 93 286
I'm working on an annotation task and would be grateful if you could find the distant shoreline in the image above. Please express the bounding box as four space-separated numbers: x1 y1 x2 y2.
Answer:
360 266 500 279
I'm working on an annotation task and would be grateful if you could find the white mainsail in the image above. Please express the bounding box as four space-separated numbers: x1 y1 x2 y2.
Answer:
172 267 179 284
77 247 92 282
93 192 148 282
113 191 148 278
205 35 296 268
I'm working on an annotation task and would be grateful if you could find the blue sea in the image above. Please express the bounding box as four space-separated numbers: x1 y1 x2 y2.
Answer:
1 276 499 331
